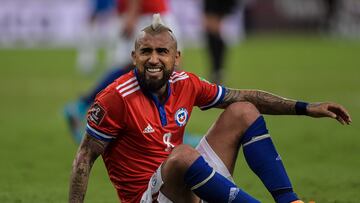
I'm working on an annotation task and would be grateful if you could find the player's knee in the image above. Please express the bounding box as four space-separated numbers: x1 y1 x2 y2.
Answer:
166 145 200 171
226 102 260 124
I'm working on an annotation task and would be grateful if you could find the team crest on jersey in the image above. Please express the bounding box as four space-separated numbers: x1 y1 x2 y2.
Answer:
175 108 188 127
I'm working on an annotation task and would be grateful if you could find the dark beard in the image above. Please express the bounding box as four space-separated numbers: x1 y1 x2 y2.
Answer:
137 67 173 92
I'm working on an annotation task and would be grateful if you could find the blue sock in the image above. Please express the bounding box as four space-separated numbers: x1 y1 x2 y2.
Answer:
184 156 259 203
82 64 133 106
241 116 299 203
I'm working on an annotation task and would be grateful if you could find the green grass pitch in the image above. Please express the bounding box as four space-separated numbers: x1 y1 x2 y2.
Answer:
0 34 359 202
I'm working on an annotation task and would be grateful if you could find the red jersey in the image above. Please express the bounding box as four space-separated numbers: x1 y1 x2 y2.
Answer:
86 70 225 203
117 0 168 15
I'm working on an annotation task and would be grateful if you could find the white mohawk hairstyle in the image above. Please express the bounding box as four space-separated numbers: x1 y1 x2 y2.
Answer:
151 13 165 30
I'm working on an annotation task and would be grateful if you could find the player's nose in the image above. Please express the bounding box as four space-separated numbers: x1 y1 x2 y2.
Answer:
148 53 160 64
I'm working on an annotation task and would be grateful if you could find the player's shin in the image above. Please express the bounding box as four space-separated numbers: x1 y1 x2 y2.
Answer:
184 156 259 203
241 116 300 203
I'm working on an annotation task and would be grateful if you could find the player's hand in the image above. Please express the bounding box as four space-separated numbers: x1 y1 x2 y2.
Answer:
306 102 352 125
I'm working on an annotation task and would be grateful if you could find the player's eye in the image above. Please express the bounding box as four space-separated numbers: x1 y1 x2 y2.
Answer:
140 48 152 54
156 48 169 54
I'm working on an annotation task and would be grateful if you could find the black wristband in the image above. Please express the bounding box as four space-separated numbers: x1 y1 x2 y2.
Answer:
295 101 309 115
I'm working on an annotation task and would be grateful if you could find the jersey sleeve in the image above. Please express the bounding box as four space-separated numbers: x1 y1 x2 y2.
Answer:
86 88 126 142
189 73 226 110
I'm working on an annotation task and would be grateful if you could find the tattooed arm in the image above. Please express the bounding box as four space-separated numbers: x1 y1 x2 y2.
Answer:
69 134 109 203
216 88 352 124
217 88 296 114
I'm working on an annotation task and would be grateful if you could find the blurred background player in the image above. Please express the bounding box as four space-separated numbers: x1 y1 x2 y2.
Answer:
64 0 200 146
322 0 338 31
203 0 239 84
76 0 118 74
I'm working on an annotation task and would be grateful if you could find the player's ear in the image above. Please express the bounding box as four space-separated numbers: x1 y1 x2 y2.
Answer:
131 51 136 66
175 51 181 66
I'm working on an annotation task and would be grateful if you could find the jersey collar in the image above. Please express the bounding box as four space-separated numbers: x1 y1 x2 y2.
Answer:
134 69 171 126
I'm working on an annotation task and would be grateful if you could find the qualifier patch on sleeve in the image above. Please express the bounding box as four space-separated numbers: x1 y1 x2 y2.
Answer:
88 103 106 125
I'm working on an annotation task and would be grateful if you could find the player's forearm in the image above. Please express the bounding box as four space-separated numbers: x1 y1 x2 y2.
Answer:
69 134 108 202
69 154 94 203
219 88 297 115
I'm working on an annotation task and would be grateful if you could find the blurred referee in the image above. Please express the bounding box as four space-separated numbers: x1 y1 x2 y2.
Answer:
203 0 238 84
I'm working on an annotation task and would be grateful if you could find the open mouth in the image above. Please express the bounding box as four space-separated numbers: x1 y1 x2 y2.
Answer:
146 68 162 73
145 64 164 77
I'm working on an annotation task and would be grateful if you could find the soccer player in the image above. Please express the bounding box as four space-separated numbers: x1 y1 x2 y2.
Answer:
68 14 351 203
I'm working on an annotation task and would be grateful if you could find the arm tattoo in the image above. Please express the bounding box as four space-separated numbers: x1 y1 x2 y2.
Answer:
69 134 108 203
217 88 297 115
216 88 242 108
